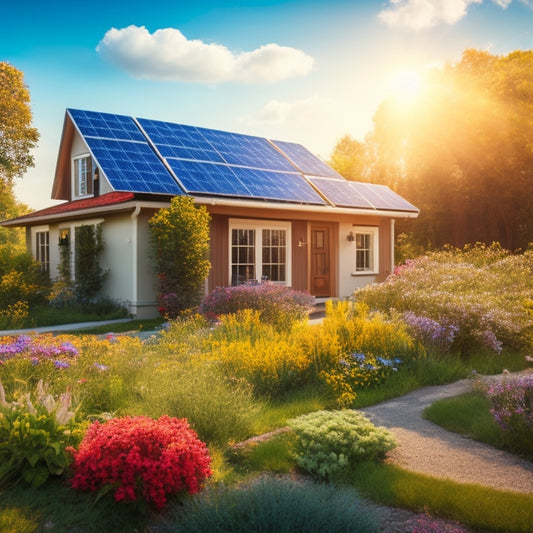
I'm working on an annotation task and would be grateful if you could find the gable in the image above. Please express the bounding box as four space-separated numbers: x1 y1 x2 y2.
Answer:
52 109 419 216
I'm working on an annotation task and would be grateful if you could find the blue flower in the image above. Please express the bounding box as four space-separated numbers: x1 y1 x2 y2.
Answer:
54 360 69 369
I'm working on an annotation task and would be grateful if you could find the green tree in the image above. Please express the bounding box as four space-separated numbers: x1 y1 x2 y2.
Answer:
0 63 38 247
149 196 211 317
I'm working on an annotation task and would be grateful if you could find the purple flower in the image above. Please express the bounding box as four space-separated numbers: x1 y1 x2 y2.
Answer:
54 360 69 369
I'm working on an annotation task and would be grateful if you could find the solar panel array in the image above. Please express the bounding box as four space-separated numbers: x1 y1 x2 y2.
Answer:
67 109 418 212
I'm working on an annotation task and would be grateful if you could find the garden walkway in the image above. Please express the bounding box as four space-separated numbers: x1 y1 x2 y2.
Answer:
357 376 533 494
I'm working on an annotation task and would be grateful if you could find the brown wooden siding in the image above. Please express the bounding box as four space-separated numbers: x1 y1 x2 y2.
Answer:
291 219 308 291
208 214 229 291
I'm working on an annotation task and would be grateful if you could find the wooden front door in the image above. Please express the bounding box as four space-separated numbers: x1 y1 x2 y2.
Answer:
310 225 332 297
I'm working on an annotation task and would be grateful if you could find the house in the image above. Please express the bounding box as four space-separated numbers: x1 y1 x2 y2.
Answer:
1 109 419 318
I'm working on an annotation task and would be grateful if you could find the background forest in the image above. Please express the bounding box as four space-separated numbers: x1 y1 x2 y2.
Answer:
329 49 533 252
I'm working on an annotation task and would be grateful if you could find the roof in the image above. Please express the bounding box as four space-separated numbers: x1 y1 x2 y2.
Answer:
0 192 152 227
61 109 419 214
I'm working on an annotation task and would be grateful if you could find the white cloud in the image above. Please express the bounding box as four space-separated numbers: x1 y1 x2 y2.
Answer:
377 0 522 29
96 25 314 83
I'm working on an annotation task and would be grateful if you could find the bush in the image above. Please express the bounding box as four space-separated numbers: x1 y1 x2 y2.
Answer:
355 244 533 355
199 283 314 331
69 415 212 511
149 197 211 317
288 409 396 479
161 476 380 533
207 310 310 395
304 301 423 406
483 374 533 456
0 380 84 488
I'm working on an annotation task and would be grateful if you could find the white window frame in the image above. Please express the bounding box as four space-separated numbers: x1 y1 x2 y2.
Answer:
229 218 291 286
32 226 50 274
352 226 379 275
72 154 93 198
59 219 104 280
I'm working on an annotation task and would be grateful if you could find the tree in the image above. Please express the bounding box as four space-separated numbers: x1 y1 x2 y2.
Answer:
337 49 533 251
149 196 211 317
0 62 39 186
328 135 367 181
0 63 38 248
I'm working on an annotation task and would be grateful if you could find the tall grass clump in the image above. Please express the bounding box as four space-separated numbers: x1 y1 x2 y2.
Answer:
199 283 314 331
161 476 380 533
132 357 260 446
355 243 533 356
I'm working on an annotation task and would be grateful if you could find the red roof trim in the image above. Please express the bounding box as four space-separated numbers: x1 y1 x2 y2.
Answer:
6 192 136 223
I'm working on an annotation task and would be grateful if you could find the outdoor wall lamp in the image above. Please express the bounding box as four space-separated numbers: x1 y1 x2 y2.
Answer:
347 231 355 242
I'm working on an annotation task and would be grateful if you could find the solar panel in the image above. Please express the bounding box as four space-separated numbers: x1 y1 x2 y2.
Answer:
68 109 145 142
271 140 342 179
166 159 252 197
201 129 297 172
86 138 182 195
308 177 375 209
231 167 326 204
68 109 182 195
137 119 226 164
351 182 419 212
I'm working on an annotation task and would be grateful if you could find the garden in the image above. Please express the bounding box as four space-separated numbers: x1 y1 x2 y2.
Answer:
1 243 532 532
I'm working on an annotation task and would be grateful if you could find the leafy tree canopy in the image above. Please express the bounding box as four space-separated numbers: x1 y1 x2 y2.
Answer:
330 49 533 251
0 62 39 185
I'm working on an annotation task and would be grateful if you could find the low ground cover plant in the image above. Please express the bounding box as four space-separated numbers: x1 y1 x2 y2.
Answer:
69 415 212 510
288 409 396 479
161 475 380 533
0 380 84 488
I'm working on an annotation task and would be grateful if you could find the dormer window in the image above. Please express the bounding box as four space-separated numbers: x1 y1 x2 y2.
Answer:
73 155 93 197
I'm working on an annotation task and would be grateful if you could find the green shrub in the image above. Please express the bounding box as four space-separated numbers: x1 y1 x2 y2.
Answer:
149 197 211 317
200 283 314 331
161 476 380 533
288 409 396 479
0 380 85 488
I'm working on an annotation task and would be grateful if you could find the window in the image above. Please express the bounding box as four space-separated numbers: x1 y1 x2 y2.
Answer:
230 220 290 285
35 231 49 273
353 226 379 274
73 155 93 197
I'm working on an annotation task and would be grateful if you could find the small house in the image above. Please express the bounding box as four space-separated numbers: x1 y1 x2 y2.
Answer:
1 109 419 318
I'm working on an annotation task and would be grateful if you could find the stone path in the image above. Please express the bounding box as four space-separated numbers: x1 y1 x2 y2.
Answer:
358 378 533 494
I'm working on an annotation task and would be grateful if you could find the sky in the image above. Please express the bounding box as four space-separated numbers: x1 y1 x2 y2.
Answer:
1 0 532 210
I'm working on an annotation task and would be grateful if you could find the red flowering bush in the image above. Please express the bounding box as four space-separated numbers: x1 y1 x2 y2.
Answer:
68 415 212 510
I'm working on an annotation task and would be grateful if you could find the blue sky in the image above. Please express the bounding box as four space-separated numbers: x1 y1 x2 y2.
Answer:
1 0 532 209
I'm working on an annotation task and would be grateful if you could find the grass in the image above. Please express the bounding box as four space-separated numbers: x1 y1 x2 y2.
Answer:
0 478 150 533
346 461 533 533
69 317 165 335
32 304 130 327
423 391 503 445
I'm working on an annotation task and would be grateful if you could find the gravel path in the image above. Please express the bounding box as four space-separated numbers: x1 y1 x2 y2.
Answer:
358 378 533 494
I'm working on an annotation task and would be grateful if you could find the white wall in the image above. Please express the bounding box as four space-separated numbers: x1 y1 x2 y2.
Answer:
337 221 378 298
